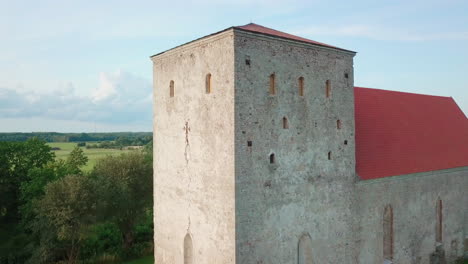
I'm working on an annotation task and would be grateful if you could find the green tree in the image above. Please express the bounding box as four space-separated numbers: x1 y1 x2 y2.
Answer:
0 138 54 219
18 149 89 263
35 174 96 264
91 152 152 251
19 160 73 229
143 140 153 163
0 138 54 263
66 146 88 174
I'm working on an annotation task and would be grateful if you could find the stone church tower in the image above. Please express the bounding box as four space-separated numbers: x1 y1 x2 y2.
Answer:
151 23 358 263
152 23 468 264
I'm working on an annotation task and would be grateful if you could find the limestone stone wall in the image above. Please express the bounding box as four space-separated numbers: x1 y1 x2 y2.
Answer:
233 30 358 263
356 167 468 264
152 30 236 264
151 26 468 264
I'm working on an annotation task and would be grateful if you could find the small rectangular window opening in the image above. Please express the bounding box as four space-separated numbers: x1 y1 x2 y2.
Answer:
326 80 331 98
170 80 175 97
269 74 276 95
337 120 342 129
247 141 252 147
205 73 212 94
328 151 332 160
299 77 304 96
436 199 443 243
383 205 394 261
283 117 289 129
270 153 275 164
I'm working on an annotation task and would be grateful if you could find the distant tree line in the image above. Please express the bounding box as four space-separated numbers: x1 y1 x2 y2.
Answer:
0 139 153 264
0 132 152 143
85 136 152 149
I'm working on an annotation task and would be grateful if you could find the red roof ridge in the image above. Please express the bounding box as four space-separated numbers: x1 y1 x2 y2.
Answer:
234 23 355 53
152 23 355 57
354 86 452 100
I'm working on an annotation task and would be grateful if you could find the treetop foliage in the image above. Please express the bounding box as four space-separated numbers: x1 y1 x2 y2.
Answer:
0 138 154 264
0 132 152 143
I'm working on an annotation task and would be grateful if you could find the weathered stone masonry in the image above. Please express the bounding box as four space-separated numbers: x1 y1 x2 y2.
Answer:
233 30 357 264
151 24 468 264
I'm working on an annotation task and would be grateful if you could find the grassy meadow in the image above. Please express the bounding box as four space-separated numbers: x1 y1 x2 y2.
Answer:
48 142 134 171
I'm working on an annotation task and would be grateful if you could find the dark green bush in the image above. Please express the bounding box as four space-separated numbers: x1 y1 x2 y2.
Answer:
454 257 468 264
80 222 122 260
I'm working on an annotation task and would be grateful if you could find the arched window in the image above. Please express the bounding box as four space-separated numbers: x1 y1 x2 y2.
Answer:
269 73 276 95
436 199 442 243
270 153 275 164
298 77 304 96
170 80 175 97
184 233 193 264
298 233 313 264
383 205 393 262
205 73 212 94
325 80 331 98
337 120 342 129
283 117 289 129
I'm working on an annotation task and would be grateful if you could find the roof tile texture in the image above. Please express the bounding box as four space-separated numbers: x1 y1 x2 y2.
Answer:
355 87 468 180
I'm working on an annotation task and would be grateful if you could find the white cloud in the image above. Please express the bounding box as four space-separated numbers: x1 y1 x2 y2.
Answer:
92 72 118 102
0 70 152 126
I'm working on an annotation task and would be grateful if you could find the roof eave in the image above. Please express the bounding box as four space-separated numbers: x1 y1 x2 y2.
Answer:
149 26 235 59
233 27 357 55
150 25 357 60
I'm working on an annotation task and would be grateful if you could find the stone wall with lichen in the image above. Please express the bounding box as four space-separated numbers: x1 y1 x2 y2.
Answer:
152 30 236 264
233 30 358 263
151 27 468 264
357 167 468 264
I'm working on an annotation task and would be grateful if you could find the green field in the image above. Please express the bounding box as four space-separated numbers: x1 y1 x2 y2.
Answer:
48 142 135 171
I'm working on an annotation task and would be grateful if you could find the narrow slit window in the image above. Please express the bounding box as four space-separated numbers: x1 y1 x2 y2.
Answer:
328 151 332 160
269 73 276 95
326 80 331 98
205 73 212 94
184 233 193 264
169 80 175 97
283 117 289 129
436 199 443 243
298 77 304 96
298 234 313 264
383 205 394 262
337 120 342 129
270 153 275 164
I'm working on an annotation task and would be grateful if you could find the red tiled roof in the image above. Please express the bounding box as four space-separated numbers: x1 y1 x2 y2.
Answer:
151 23 354 57
355 87 468 180
235 23 354 53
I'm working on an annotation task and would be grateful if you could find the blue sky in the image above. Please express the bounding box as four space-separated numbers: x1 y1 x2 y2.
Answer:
1 0 467 132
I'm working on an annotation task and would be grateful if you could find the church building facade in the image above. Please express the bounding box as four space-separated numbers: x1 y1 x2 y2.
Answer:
151 23 468 264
